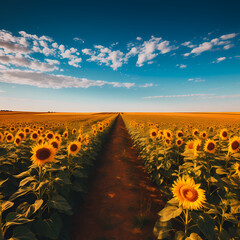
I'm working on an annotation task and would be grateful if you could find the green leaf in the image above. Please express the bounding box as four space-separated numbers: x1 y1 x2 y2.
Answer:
5 212 34 228
16 199 43 218
47 194 72 215
153 218 172 239
9 226 37 240
158 205 183 222
196 213 216 240
19 177 37 187
1 201 14 212
186 233 203 240
9 188 32 201
175 231 185 240
32 213 62 239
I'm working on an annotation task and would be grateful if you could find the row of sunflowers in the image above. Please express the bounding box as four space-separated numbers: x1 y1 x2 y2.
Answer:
0 114 117 240
122 115 240 240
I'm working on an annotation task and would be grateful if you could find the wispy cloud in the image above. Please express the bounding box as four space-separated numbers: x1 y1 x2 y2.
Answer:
188 78 205 82
144 93 213 99
0 69 135 89
139 83 154 87
176 64 187 69
73 37 84 43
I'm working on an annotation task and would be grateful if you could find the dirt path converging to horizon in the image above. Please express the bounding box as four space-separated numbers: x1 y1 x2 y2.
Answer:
71 115 164 240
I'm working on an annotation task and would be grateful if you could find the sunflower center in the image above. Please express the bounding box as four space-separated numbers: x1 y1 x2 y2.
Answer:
232 141 239 150
177 140 182 145
47 134 53 139
203 133 206 137
25 129 29 133
33 133 38 139
7 135 12 140
19 133 24 139
16 138 20 144
36 148 51 161
70 144 78 152
178 132 183 137
222 131 227 137
207 142 215 151
152 132 157 137
194 131 198 135
181 187 199 202
167 132 171 138
51 142 58 149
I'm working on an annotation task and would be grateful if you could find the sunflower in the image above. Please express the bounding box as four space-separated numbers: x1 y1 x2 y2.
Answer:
165 139 172 147
31 143 56 166
200 131 208 139
234 162 240 178
228 137 240 153
17 131 26 140
220 129 228 140
172 177 206 210
72 128 77 134
84 134 90 145
92 129 97 136
193 139 201 156
163 129 172 140
68 141 81 155
24 127 30 134
176 138 183 147
176 130 184 138
49 139 60 151
54 134 62 143
150 129 158 139
0 132 3 142
185 140 194 151
31 131 39 141
98 125 104 132
192 129 199 136
38 137 44 145
6 133 14 142
204 139 216 154
46 131 54 140
10 126 15 132
14 137 21 147
63 131 68 139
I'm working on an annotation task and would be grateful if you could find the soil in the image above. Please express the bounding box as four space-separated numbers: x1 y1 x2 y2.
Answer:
71 115 164 240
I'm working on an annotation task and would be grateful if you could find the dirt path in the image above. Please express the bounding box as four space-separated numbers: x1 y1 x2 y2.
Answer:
71 115 164 240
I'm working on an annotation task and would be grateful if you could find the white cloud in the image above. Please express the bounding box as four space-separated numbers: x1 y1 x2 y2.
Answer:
136 37 142 41
46 59 60 65
0 89 4 92
188 78 205 82
144 93 214 99
223 44 234 50
176 64 187 69
0 40 31 54
68 57 82 67
216 57 226 63
19 31 52 42
0 69 135 89
73 37 84 43
220 33 237 40
82 48 91 55
139 83 154 87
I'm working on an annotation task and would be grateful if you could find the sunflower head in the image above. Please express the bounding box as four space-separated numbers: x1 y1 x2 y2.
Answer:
164 129 172 140
204 139 217 154
176 138 183 147
14 137 21 146
200 131 208 139
172 177 206 210
185 140 194 151
31 131 39 141
150 129 158 139
17 131 26 140
10 126 15 132
193 139 202 156
50 139 60 151
228 137 240 154
46 131 54 140
0 132 3 142
63 131 68 139
6 133 14 142
220 129 228 140
72 129 77 134
165 139 172 147
176 130 184 138
192 129 199 136
31 143 56 166
68 141 81 155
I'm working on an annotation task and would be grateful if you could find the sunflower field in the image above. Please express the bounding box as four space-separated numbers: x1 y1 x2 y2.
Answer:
122 113 240 240
0 112 117 240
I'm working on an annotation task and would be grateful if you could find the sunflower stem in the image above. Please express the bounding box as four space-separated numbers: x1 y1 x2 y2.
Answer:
185 209 189 236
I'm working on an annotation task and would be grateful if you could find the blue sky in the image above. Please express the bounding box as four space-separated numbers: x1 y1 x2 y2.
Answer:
0 0 239 112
